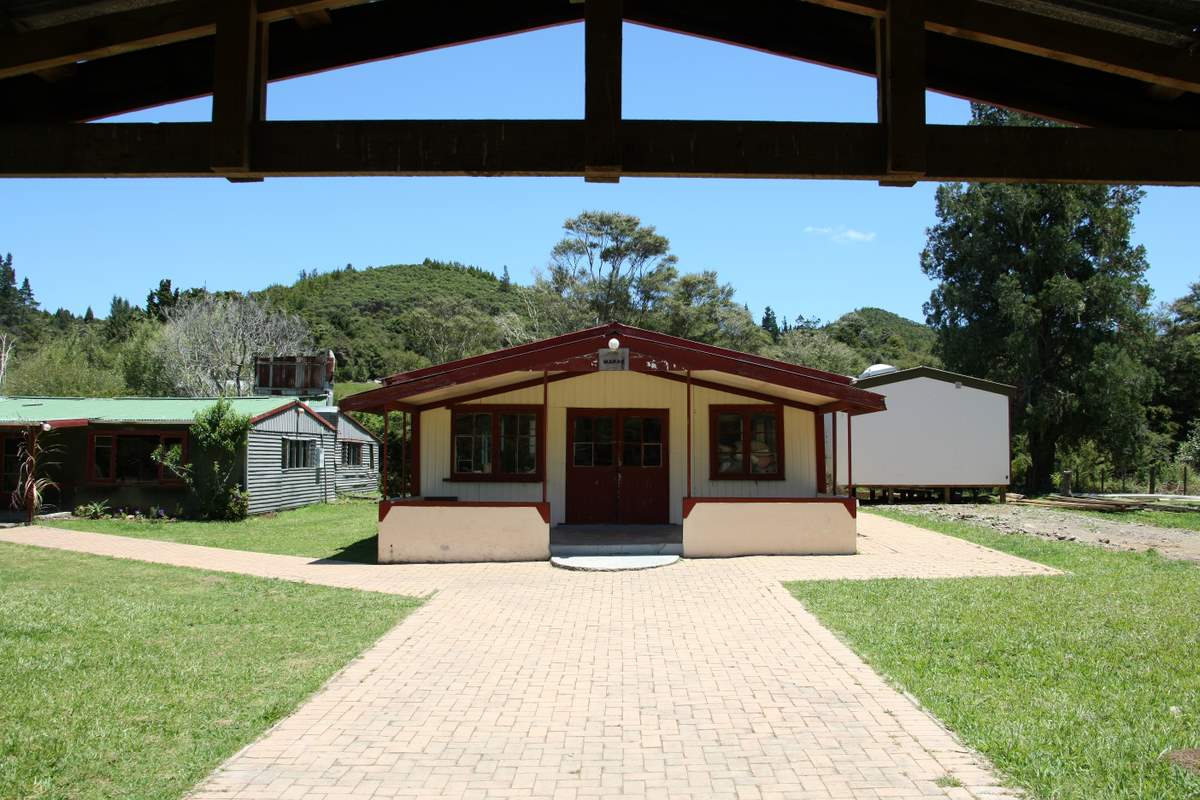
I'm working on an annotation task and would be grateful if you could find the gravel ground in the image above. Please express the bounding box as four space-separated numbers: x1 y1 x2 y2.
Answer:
877 503 1200 563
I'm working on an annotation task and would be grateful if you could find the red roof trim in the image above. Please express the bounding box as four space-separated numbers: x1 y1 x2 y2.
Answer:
341 323 886 414
250 400 339 432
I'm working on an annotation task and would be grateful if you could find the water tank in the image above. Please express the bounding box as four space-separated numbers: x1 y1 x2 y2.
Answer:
859 363 898 379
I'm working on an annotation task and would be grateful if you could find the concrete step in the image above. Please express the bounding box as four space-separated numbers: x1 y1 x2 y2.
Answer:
550 542 683 557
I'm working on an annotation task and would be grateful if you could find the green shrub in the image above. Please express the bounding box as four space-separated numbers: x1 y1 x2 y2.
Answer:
74 500 110 519
154 398 253 520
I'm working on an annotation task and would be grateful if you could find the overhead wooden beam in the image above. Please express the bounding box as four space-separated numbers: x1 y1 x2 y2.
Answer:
211 0 261 175
876 0 926 185
3 119 1200 184
0 0 371 81
802 0 1200 94
585 0 623 183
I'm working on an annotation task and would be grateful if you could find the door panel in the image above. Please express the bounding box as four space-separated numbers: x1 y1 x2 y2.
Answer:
564 409 669 525
565 412 619 524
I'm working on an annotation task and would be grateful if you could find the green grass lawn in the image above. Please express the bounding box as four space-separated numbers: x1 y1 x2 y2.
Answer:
0 543 420 800
44 500 378 562
788 509 1200 800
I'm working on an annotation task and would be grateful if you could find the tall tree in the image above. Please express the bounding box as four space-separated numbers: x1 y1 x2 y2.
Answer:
922 105 1156 491
655 272 768 353
104 296 140 342
146 278 181 322
761 306 781 342
1153 281 1200 437
17 278 36 310
549 211 678 325
0 253 19 327
768 329 867 376
162 294 311 395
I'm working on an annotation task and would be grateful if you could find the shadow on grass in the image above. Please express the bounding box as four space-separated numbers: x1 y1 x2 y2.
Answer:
316 534 378 564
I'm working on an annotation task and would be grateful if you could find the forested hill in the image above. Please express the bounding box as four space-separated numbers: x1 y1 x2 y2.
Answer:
824 307 941 370
258 259 525 381
257 260 939 381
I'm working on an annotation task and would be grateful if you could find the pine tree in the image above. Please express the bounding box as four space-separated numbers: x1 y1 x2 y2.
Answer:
18 277 37 310
84 306 95 322
760 306 780 342
0 253 19 327
146 278 180 322
105 296 140 342
500 265 512 292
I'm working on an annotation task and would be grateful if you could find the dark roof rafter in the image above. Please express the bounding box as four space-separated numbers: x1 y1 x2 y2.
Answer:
0 0 1197 130
804 0 1200 94
0 0 373 80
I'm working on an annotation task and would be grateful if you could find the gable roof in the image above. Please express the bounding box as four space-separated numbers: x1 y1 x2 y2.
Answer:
0 395 328 428
3 1 1197 133
854 366 1016 397
340 323 887 415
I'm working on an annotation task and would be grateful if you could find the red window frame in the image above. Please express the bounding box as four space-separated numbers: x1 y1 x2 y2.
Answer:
87 429 189 485
708 404 786 481
448 404 544 482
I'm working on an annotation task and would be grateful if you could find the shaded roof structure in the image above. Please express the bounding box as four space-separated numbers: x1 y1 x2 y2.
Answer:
0 395 335 429
0 0 1197 183
339 322 888 415
853 365 1017 396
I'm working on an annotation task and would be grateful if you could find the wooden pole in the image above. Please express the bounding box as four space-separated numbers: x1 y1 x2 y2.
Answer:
847 412 853 497
832 412 838 496
211 0 260 175
875 0 927 185
381 405 389 499
398 410 406 497
686 369 693 499
584 0 622 182
542 371 548 505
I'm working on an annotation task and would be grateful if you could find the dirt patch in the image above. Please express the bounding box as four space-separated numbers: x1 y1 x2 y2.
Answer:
1165 749 1200 774
880 503 1200 563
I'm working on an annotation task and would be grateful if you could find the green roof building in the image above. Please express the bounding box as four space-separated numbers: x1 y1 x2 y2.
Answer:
1 395 379 518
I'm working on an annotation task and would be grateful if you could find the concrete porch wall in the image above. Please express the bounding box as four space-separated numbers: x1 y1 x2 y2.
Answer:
681 498 857 557
378 500 550 563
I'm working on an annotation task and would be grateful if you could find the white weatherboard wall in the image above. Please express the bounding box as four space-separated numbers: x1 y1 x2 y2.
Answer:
418 371 817 525
837 376 1009 487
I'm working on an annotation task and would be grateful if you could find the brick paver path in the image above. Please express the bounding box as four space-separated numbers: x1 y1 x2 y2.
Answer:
2 514 1056 799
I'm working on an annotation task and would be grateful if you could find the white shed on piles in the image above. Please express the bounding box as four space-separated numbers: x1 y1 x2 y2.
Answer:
831 365 1015 499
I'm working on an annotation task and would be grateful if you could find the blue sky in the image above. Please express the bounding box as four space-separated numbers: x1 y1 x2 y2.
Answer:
3 22 1197 325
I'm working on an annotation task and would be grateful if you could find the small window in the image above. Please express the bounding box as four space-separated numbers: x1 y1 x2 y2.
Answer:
709 405 783 480
342 441 363 467
571 415 614 468
282 438 316 469
304 361 325 388
1 437 20 493
271 362 296 389
450 406 541 480
93 435 113 480
89 431 186 484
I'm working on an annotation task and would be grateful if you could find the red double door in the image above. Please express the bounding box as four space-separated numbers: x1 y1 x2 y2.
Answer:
565 409 669 524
